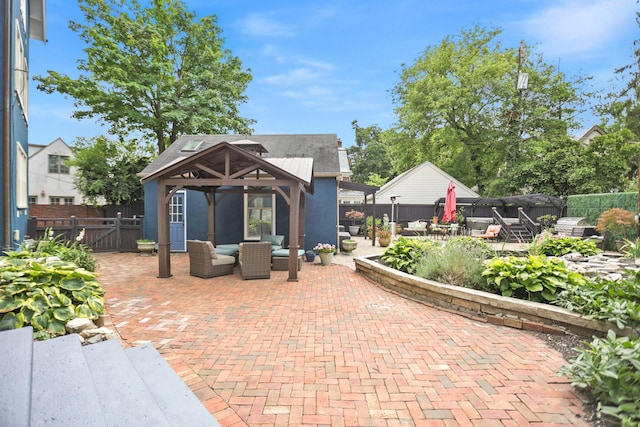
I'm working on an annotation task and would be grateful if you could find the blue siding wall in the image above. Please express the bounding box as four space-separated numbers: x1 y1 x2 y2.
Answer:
143 178 338 251
142 180 158 242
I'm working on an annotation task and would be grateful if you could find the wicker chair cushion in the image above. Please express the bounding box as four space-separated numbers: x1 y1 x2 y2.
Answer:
205 241 217 259
261 234 284 246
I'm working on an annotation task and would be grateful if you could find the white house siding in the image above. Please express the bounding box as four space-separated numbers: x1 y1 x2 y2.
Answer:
373 161 480 205
28 138 86 205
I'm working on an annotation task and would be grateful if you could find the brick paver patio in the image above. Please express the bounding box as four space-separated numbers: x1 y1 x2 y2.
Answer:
96 252 589 426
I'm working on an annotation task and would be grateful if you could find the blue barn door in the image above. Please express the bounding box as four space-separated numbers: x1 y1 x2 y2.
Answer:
169 191 186 252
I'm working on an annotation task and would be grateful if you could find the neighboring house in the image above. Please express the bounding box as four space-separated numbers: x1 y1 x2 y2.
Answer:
28 137 86 206
374 161 480 205
0 0 46 250
139 134 342 256
578 124 606 146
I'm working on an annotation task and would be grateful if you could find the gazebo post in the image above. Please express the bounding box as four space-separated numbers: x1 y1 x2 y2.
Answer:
207 188 216 244
287 184 301 282
157 179 171 278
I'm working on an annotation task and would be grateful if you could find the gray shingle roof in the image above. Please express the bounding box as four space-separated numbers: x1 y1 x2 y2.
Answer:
140 134 341 177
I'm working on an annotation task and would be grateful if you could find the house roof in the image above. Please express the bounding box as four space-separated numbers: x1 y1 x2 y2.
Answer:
140 141 314 192
374 161 480 204
578 124 606 146
140 134 341 178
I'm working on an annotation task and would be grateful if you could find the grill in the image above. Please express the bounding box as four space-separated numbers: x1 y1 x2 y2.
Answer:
555 217 598 237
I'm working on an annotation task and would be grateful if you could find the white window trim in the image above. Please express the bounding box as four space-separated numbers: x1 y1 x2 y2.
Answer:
14 22 28 120
16 144 28 209
244 192 276 240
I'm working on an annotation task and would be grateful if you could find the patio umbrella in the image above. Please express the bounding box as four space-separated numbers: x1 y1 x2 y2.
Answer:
442 181 457 223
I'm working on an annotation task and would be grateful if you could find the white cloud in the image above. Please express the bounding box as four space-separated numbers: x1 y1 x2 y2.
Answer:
238 13 293 37
519 0 637 57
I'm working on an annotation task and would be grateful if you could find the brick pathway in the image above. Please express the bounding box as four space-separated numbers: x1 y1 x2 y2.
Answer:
96 252 589 426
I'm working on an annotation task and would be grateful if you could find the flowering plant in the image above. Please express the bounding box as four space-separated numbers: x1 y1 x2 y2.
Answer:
345 209 365 225
376 225 391 239
313 243 336 254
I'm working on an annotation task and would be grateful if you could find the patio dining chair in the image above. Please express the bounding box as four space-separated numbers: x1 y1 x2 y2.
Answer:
238 242 272 280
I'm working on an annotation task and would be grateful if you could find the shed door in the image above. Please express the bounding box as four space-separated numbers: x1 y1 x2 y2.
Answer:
169 191 186 252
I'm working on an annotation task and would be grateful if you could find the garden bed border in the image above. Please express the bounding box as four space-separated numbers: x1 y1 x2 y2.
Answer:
355 255 637 338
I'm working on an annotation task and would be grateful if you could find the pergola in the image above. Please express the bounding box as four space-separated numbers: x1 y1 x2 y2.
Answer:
140 140 314 282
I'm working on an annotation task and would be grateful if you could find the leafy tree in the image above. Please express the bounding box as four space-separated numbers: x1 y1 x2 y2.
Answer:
69 136 150 205
390 25 587 196
598 11 640 136
35 0 254 155
347 120 394 184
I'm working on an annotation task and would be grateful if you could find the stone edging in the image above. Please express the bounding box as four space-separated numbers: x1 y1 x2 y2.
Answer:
355 255 637 338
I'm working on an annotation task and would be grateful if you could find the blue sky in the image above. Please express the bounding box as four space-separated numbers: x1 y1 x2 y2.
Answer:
29 0 638 149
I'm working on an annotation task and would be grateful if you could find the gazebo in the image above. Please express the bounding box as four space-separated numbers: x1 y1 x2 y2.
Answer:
140 140 314 281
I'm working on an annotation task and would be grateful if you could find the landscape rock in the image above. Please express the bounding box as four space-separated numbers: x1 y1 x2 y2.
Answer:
65 318 97 334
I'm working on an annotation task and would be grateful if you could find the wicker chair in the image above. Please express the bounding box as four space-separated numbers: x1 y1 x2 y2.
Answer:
238 242 272 280
187 240 235 278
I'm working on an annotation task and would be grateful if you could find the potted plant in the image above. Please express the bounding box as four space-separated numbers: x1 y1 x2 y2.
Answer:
620 238 640 265
595 208 636 251
305 250 316 262
345 209 365 236
364 216 382 239
136 239 156 255
341 239 358 252
313 243 336 266
377 225 392 247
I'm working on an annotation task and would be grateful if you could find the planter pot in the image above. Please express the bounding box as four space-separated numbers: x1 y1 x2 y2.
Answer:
378 236 390 247
305 252 316 262
342 240 358 252
318 252 333 266
137 241 155 255
348 225 360 236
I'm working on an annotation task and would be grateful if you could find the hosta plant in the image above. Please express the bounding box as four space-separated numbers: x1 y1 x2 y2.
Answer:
380 237 435 273
482 255 586 303
529 234 601 257
0 257 105 336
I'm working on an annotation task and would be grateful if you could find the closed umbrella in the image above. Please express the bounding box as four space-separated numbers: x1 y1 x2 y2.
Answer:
442 182 456 223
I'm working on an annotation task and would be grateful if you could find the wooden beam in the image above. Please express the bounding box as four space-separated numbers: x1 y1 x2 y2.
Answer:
288 185 301 282
157 179 172 278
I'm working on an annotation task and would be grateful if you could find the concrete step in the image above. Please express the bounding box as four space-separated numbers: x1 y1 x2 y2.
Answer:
31 333 106 427
83 339 172 427
0 326 33 427
126 344 220 426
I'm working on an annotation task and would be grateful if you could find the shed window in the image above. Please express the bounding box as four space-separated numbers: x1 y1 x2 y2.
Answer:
244 193 274 240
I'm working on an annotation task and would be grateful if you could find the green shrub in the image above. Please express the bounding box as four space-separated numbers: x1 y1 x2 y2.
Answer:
0 257 105 336
380 237 435 273
415 238 488 290
559 331 640 426
555 270 640 330
481 255 586 303
528 233 602 257
16 228 97 272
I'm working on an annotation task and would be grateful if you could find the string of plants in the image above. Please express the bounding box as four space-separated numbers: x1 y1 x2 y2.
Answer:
380 232 639 426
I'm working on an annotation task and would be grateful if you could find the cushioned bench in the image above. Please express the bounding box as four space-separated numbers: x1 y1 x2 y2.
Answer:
271 249 305 271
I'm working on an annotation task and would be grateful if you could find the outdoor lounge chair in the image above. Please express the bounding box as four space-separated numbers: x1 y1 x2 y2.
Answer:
187 240 236 278
239 242 272 280
478 225 502 240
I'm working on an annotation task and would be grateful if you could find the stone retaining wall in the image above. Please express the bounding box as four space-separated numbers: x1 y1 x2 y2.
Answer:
355 255 638 338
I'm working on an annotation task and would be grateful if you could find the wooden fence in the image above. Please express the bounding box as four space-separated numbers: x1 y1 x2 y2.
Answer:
26 213 143 253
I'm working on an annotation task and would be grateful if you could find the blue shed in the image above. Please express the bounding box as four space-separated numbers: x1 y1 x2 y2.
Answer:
138 134 342 280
